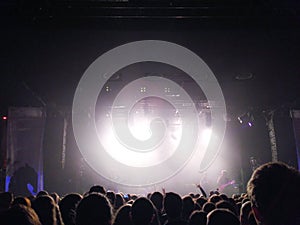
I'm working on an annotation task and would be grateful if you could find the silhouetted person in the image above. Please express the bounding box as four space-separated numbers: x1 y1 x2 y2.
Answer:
76 193 112 225
208 194 222 204
202 202 215 214
12 196 32 207
150 192 164 225
88 185 106 195
181 195 194 222
106 191 116 207
9 163 37 196
207 208 240 225
50 192 60 204
113 204 132 225
247 161 300 225
195 197 207 209
1 204 41 225
59 193 82 225
196 184 207 198
131 197 155 225
250 157 259 172
217 170 235 196
32 195 57 225
240 201 252 225
114 193 125 210
150 191 164 213
215 200 237 216
163 192 187 225
188 210 207 225
36 190 49 197
217 170 229 189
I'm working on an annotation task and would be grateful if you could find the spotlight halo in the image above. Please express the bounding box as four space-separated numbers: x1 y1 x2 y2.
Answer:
72 40 226 186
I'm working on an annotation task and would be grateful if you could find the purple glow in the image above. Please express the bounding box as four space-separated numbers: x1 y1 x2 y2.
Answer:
248 122 253 127
5 176 11 192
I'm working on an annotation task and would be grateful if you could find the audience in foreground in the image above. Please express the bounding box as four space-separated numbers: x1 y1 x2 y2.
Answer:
0 161 299 225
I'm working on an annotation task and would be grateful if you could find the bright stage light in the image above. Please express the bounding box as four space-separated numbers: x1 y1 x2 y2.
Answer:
201 128 212 146
72 40 226 188
129 116 152 141
97 95 183 168
238 111 254 127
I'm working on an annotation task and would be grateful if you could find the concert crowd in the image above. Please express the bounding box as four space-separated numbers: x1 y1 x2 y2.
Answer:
0 161 299 225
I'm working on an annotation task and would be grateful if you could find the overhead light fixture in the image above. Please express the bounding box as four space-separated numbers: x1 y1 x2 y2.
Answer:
238 112 254 127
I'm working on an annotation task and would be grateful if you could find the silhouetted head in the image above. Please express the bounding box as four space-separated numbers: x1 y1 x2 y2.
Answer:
216 200 237 215
2 204 41 225
163 192 182 219
36 190 49 197
32 195 56 225
106 191 116 206
131 197 154 225
89 185 106 195
207 208 239 225
189 210 207 225
12 196 31 207
150 192 163 212
240 201 252 225
114 193 125 210
76 193 112 225
59 193 82 225
247 161 300 225
182 195 195 221
202 202 216 214
113 204 132 225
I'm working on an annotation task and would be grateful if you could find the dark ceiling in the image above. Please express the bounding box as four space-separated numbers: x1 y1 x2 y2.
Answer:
1 0 300 116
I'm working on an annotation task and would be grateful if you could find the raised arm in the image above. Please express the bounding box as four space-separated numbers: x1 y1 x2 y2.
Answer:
196 184 207 198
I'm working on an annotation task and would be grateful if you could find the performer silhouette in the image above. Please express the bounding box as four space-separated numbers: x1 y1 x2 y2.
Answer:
9 163 37 196
217 170 235 194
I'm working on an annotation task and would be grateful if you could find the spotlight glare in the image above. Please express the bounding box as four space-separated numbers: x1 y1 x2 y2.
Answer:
238 112 254 127
129 118 152 141
238 117 242 124
72 40 226 187
201 128 212 146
